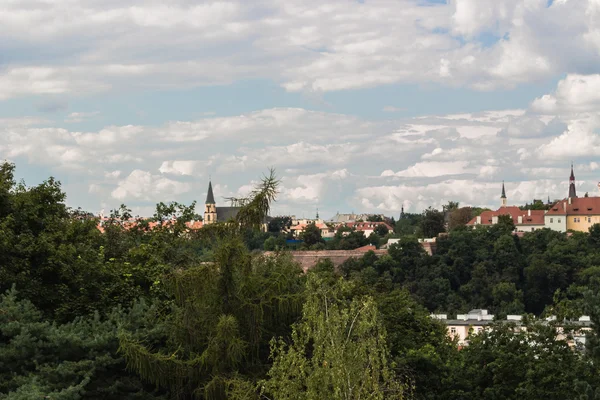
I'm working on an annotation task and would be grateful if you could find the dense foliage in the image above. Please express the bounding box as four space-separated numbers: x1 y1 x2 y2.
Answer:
2 161 600 399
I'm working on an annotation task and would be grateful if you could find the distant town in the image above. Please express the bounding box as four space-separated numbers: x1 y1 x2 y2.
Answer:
98 164 600 242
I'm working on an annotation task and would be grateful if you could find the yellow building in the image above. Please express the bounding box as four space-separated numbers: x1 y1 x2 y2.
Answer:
546 197 600 233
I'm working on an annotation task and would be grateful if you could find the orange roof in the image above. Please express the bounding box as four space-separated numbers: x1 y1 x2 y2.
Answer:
466 206 545 226
97 217 203 232
546 197 600 216
290 223 330 231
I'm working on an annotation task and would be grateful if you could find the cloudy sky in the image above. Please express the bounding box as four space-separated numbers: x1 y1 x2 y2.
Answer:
2 0 600 219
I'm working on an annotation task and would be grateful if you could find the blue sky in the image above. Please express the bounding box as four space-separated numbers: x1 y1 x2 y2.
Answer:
2 0 600 219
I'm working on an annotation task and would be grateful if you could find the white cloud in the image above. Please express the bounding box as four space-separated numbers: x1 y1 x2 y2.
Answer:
111 170 190 201
159 161 203 176
382 161 474 178
65 111 100 123
531 74 600 113
1 0 600 99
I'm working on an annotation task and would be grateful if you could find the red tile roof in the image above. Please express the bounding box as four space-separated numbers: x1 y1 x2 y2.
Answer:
466 206 544 226
546 197 600 216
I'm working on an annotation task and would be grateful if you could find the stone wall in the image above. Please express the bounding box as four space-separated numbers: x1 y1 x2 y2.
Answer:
264 249 388 272
264 241 437 272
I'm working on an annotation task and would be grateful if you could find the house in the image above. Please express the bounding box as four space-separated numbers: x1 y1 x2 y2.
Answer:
545 165 600 233
546 197 600 233
466 182 545 232
432 309 592 348
341 221 394 237
289 222 335 238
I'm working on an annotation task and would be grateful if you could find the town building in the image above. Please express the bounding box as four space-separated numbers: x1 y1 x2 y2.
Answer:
329 213 385 223
466 182 545 232
432 309 592 348
545 165 600 233
341 221 394 237
203 180 242 225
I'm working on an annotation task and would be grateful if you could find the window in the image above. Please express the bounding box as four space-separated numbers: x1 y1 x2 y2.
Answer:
531 227 535 231
589 218 592 223
477 328 483 333
550 218 553 223
450 327 456 334
558 218 561 223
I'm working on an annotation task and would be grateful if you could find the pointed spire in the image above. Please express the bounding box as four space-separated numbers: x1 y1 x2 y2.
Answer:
205 181 215 204
501 181 506 199
316 207 319 219
569 164 577 198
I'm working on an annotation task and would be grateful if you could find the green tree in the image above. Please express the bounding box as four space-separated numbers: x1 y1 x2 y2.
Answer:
261 275 407 400
119 172 306 400
301 223 324 247
0 287 168 399
420 207 445 238
374 223 390 236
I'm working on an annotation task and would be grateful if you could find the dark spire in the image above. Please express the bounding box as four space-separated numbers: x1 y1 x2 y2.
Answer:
205 181 215 204
569 163 577 198
501 181 506 199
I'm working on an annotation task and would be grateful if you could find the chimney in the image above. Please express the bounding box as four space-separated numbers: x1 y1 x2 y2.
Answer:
563 201 567 212
518 216 523 224
568 197 572 205
528 209 531 217
476 216 481 224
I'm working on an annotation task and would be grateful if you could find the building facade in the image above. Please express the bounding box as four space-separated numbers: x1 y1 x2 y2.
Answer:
466 182 545 232
203 181 242 225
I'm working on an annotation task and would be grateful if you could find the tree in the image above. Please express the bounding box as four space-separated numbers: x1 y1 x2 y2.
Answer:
261 275 407 400
119 172 306 400
367 215 384 222
374 223 390 236
420 207 445 238
268 216 292 233
457 320 587 400
448 207 473 231
301 223 324 247
0 286 168 399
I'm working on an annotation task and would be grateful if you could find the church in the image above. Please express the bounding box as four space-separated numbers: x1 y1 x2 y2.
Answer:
203 181 242 225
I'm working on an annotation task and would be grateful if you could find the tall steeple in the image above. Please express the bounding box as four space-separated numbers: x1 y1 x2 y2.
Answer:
204 180 217 224
568 163 577 198
205 180 215 204
500 181 507 207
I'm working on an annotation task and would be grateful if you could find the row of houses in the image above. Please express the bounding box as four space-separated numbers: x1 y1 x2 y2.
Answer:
432 309 592 348
467 166 600 233
287 218 394 239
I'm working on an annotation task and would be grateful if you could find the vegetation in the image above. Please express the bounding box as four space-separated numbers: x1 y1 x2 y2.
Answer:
2 161 600 399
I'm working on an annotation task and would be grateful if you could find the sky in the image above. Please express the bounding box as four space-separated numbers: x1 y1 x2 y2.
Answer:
2 0 600 219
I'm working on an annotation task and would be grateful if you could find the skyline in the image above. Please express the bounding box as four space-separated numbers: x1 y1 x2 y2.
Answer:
2 0 600 218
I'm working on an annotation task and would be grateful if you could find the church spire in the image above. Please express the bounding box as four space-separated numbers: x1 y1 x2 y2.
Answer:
500 181 507 207
568 163 577 198
205 180 215 204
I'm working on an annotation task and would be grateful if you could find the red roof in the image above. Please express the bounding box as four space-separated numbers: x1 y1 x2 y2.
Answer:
467 206 544 226
97 217 203 232
546 197 600 216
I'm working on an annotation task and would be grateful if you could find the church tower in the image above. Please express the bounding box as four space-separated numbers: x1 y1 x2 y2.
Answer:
568 163 577 198
500 181 507 207
204 181 217 225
